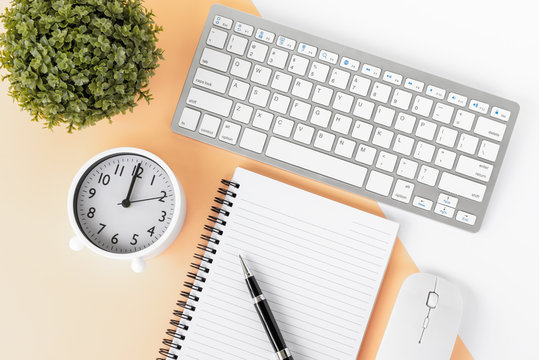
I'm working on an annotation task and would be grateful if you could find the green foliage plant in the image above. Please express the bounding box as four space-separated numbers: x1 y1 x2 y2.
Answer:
0 0 164 132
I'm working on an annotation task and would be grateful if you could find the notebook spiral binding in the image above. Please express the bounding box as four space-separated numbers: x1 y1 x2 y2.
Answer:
157 179 240 360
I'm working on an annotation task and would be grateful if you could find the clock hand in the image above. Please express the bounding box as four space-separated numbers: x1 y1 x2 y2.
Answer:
121 162 142 208
117 195 168 205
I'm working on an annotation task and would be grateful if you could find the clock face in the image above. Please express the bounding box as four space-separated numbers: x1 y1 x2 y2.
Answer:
74 153 175 254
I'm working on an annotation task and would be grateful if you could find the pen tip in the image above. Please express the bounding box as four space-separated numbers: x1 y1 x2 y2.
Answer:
238 254 251 278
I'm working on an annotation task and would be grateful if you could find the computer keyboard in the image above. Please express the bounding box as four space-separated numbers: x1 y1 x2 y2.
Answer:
171 4 519 232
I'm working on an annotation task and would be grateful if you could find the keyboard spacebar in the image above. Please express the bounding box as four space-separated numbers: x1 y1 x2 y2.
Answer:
266 137 367 187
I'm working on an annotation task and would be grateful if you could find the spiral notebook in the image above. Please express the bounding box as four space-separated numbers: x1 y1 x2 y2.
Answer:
159 168 399 360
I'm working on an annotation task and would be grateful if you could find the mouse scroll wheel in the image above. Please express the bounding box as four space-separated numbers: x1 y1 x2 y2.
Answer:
426 291 439 309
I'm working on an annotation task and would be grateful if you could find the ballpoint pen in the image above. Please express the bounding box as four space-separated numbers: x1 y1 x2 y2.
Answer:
239 255 294 360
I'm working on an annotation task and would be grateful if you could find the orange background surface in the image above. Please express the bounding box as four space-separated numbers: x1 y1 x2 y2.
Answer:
0 0 471 359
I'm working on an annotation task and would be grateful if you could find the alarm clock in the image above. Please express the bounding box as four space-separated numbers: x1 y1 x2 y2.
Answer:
67 147 186 272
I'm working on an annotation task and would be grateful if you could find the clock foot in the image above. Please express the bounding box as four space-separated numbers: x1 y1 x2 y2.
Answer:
69 236 84 251
131 258 147 273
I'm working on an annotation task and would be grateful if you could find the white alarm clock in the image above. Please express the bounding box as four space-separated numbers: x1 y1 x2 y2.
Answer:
67 147 186 272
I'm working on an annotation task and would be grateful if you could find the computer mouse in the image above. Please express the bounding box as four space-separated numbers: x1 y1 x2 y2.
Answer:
376 273 463 360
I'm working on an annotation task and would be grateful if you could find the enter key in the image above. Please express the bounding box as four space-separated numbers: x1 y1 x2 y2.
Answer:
455 155 493 182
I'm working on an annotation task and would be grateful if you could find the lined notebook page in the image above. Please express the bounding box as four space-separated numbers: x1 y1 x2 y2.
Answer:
175 168 399 360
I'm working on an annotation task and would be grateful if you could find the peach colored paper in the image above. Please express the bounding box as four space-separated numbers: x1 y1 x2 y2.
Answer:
0 0 471 359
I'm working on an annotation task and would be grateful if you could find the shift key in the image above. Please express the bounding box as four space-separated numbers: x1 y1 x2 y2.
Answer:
186 88 233 117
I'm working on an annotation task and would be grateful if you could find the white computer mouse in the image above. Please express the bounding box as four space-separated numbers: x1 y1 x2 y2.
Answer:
376 273 463 360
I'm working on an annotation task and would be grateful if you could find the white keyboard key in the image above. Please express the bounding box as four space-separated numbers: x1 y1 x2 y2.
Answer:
290 100 311 121
199 114 221 138
200 48 231 72
269 93 291 114
276 35 296 50
353 99 375 120
232 103 253 124
219 121 241 144
413 196 433 211
351 121 373 141
478 140 500 162
383 71 403 86
426 85 446 99
414 141 435 162
395 113 416 134
417 165 439 186
255 29 275 43
332 92 354 113
314 130 335 151
240 128 267 153
469 99 489 114
247 41 269 62
266 137 368 187
291 78 313 99
438 172 486 202
448 92 467 107
457 134 479 155
288 55 309 76
456 211 476 226
312 85 333 106
366 171 393 196
273 117 294 137
453 109 475 131
397 158 418 179
370 82 392 103
308 62 330 82
331 114 352 135
432 103 454 124
491 107 511 122
207 28 228 49
334 137 355 158
227 35 248 55
455 155 493 182
392 179 414 203
234 22 254 36
293 124 315 144
329 68 351 89
268 48 289 69
436 126 458 147
186 88 232 117
415 119 437 141
310 107 331 127
372 127 394 149
411 96 433 117
434 148 456 169
228 79 250 100
393 134 415 156
213 15 233 29
350 75 371 96
355 144 377 165
361 63 381 78
434 203 455 218
318 49 338 64
474 116 506 142
248 86 270 107
271 72 293 92
298 43 317 57
391 89 413 110
178 108 200 131
374 106 395 127
438 193 458 208
194 67 229 94
340 57 360 71
376 151 398 172
253 109 274 130
404 78 424 92
251 64 272 85
230 58 251 79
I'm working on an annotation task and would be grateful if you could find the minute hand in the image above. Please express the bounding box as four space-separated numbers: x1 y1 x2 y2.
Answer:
117 195 167 205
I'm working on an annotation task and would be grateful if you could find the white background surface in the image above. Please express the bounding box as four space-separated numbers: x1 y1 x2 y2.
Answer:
252 0 539 358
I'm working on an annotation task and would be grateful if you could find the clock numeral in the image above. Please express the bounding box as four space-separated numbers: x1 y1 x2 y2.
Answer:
111 233 119 244
150 175 156 186
87 207 96 218
159 191 167 202
130 234 139 245
131 164 144 179
98 173 110 185
89 188 96 198
147 226 155 237
114 164 125 176
97 223 106 234
159 211 166 222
